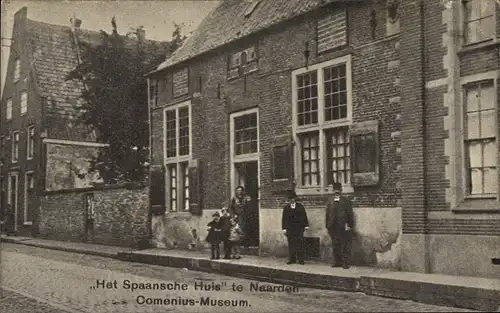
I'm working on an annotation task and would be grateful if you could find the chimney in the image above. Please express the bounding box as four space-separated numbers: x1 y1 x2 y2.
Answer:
70 17 82 34
137 28 146 42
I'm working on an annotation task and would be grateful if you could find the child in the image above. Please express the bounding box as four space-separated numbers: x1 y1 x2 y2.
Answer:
229 217 243 259
206 212 222 259
219 207 232 259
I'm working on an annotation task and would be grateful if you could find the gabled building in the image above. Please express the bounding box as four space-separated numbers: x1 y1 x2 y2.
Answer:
147 0 499 278
0 7 172 236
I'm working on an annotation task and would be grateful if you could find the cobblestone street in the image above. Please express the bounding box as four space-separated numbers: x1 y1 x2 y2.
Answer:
1 243 479 312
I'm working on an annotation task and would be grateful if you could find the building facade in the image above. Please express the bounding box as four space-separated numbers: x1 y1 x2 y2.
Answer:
0 7 171 237
148 0 404 268
148 0 499 278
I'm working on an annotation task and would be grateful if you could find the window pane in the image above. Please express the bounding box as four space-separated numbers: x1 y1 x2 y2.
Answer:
467 142 483 168
480 109 495 138
483 168 498 194
479 16 495 41
234 113 258 155
469 168 483 194
296 71 318 126
166 110 177 157
326 127 350 185
466 87 479 112
483 140 496 167
179 107 190 156
480 82 495 110
300 133 320 186
466 21 479 43
324 64 347 122
466 112 480 139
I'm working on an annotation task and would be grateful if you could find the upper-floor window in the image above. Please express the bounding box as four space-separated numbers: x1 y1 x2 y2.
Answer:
12 131 19 163
292 56 352 190
173 68 189 98
6 99 12 120
386 0 401 36
14 59 21 82
317 9 347 54
464 80 497 197
228 46 258 80
463 0 496 45
27 126 35 159
20 92 28 115
164 102 191 212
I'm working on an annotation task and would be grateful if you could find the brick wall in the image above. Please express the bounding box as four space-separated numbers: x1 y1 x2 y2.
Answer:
151 2 402 215
39 185 149 248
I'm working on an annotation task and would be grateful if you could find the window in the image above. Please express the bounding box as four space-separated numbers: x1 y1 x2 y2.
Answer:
14 59 20 82
292 56 352 192
164 102 191 211
12 131 19 163
464 81 497 197
173 68 189 98
6 99 12 120
27 126 35 159
24 172 35 223
386 0 401 36
463 0 496 44
228 46 258 80
317 9 347 53
234 113 258 155
20 92 27 115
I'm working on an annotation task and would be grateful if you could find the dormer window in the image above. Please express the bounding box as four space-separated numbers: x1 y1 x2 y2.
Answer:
14 59 20 82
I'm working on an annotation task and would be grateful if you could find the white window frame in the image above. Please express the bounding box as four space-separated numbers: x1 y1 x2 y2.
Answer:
27 125 35 160
20 91 28 115
14 59 20 82
461 0 496 46
8 172 19 231
460 74 498 201
6 99 12 120
24 171 34 225
12 131 19 163
163 100 192 212
229 107 260 199
292 55 353 195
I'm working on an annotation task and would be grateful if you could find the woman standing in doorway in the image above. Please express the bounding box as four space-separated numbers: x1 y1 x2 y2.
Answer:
230 186 251 247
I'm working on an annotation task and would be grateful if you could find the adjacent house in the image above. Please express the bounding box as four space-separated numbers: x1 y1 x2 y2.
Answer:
147 0 499 279
0 7 172 237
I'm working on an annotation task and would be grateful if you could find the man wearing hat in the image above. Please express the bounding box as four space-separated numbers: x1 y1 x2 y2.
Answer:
281 190 310 265
325 182 354 269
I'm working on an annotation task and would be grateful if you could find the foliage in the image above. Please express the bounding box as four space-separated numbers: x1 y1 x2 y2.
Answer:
67 18 186 184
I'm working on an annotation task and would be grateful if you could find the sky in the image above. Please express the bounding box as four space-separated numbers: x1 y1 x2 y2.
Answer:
0 0 220 95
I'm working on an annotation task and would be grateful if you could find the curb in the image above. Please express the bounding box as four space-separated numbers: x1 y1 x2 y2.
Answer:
117 251 359 292
1 237 121 259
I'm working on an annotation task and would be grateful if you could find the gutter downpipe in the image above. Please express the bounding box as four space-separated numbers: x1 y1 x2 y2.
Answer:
420 0 430 274
146 77 153 246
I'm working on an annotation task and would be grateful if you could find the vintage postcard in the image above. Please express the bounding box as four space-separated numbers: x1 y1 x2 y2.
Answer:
1 0 499 312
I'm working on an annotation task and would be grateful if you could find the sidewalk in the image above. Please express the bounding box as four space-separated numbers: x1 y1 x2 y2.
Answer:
2 235 499 312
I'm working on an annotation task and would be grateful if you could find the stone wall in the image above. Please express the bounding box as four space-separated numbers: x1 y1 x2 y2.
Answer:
39 185 149 248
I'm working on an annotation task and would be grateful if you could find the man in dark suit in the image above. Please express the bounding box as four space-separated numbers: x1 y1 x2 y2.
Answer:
281 190 310 265
325 182 354 269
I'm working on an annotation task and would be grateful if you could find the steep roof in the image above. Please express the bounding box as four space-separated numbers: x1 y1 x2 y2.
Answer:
24 18 172 140
155 0 364 71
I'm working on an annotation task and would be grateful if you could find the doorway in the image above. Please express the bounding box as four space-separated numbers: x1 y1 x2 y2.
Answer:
234 161 259 247
9 173 18 232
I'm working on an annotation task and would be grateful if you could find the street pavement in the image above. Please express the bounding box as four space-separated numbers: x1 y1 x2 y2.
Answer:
1 243 478 313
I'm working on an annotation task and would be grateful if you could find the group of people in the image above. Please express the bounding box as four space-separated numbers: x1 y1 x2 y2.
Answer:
281 182 355 269
205 186 250 260
205 182 355 269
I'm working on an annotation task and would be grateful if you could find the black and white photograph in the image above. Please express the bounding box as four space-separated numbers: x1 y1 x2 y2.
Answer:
0 0 499 312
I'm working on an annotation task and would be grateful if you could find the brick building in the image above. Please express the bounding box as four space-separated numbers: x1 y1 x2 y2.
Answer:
0 7 171 236
148 0 498 278
147 0 403 269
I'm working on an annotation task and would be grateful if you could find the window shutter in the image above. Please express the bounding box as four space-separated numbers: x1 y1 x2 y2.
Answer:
349 120 380 187
150 165 166 215
271 135 295 190
188 159 203 215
